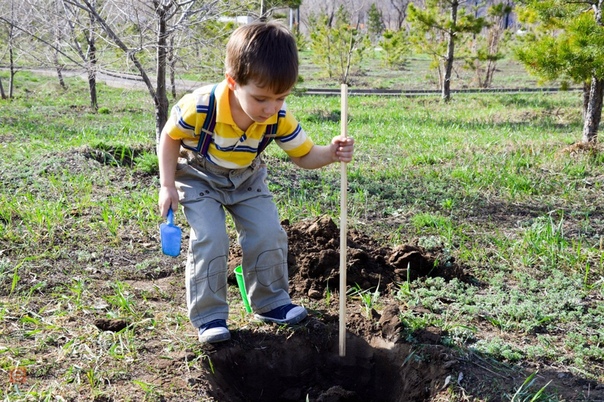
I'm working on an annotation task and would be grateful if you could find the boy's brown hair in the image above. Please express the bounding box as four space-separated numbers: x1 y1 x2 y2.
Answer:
225 21 298 94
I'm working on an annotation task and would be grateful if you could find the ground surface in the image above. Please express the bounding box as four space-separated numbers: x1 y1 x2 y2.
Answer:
199 216 603 402
2 149 604 402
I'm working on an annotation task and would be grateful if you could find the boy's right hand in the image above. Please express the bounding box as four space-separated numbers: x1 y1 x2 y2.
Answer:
158 185 179 218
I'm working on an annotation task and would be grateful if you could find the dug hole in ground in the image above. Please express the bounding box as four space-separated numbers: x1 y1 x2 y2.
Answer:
202 215 468 402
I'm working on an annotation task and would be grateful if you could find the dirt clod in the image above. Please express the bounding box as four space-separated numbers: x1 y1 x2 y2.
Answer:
94 318 130 332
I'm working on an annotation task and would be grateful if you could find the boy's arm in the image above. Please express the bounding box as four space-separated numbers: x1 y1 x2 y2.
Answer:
290 135 354 169
158 130 182 218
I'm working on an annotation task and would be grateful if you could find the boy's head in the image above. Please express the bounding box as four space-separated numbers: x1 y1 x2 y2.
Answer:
225 21 298 95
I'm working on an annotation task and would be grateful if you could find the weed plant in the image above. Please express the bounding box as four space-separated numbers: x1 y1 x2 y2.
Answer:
1 71 603 400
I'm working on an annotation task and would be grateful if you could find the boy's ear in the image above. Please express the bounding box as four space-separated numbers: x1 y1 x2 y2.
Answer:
225 74 237 90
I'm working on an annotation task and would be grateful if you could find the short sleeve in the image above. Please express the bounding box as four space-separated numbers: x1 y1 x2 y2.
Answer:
275 109 314 157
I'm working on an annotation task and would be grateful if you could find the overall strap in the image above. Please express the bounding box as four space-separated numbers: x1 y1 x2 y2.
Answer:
180 84 218 156
257 110 284 155
198 84 218 156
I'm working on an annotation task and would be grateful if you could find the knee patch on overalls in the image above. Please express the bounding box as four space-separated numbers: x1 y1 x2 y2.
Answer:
254 248 287 287
194 255 228 294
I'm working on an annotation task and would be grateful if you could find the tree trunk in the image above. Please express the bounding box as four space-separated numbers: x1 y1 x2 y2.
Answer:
484 59 496 89
581 76 603 144
443 1 458 102
169 36 176 99
6 1 15 99
8 42 15 99
155 1 170 147
88 68 98 111
390 0 408 30
87 5 98 111
582 81 590 121
55 66 66 89
0 77 6 99
260 0 266 20
483 22 503 89
54 61 67 90
52 1 67 91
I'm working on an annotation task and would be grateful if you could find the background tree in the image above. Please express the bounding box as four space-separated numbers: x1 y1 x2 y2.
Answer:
0 0 105 106
462 1 513 88
247 0 302 20
387 0 411 30
307 11 334 78
378 28 410 68
0 0 30 99
515 0 604 144
61 0 100 108
308 5 371 84
46 0 70 90
367 3 385 43
408 0 487 101
0 0 85 97
62 0 232 144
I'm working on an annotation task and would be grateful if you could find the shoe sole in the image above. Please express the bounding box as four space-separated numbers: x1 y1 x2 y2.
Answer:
199 331 231 343
254 308 308 325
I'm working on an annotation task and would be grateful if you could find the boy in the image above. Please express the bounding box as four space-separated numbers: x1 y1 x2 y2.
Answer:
157 21 354 343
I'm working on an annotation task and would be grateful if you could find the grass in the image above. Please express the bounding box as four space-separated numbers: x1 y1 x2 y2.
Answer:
347 283 381 317
1 68 603 400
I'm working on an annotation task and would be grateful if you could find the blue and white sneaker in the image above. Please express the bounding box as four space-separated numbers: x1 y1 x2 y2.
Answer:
198 319 230 343
254 304 307 325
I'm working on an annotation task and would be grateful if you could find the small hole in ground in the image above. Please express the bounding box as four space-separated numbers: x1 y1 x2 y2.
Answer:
202 318 450 402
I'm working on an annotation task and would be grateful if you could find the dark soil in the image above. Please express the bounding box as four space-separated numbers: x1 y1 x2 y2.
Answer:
190 215 602 402
213 215 464 401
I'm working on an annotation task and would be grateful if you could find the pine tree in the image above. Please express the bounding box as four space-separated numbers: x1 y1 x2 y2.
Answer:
408 0 487 101
367 3 385 44
515 0 604 143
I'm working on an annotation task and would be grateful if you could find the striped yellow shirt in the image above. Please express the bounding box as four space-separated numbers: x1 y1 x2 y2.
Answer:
164 80 314 169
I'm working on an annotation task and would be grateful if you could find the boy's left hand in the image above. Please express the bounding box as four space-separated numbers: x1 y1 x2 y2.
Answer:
332 135 355 163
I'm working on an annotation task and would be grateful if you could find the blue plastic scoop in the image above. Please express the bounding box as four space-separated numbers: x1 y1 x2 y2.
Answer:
160 207 181 257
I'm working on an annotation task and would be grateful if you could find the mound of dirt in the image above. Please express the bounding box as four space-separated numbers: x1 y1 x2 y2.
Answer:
210 215 468 402
229 215 469 301
284 215 469 299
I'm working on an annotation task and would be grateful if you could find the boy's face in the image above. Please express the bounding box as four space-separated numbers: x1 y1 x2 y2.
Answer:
227 77 291 123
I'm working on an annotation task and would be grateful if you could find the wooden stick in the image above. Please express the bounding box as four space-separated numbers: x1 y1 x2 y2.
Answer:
339 83 348 357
